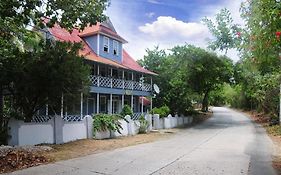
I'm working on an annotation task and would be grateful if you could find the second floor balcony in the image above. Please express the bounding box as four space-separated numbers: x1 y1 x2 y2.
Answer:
89 75 152 92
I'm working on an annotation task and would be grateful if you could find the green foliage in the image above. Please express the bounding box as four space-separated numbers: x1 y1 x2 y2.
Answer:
150 106 170 118
202 8 242 54
139 44 233 114
240 0 280 73
93 114 126 135
0 0 109 31
120 105 133 117
8 40 90 122
138 115 149 134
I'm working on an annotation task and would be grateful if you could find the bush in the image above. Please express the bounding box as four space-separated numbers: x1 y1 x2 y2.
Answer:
150 105 170 118
138 115 149 134
120 105 133 117
93 114 126 134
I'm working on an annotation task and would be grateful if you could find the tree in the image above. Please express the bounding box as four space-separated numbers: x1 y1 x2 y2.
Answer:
202 8 242 54
10 40 90 122
240 0 280 74
0 0 109 143
171 45 233 111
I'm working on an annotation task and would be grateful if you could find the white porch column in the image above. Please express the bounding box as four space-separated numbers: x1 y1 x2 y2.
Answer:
110 94 113 114
121 94 124 109
110 67 113 88
97 93 100 114
150 77 153 111
80 92 83 117
46 104 48 116
122 70 125 89
60 94 64 118
131 95 134 112
141 96 144 114
131 72 134 90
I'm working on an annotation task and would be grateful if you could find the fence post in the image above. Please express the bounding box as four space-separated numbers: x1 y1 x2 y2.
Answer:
145 114 152 132
153 114 160 129
54 115 63 144
85 115 93 139
126 115 133 135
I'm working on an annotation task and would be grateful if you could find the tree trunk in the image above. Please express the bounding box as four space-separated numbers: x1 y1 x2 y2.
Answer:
202 91 209 112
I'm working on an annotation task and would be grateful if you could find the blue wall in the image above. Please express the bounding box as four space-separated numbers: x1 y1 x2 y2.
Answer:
98 34 123 63
84 34 123 63
84 35 98 54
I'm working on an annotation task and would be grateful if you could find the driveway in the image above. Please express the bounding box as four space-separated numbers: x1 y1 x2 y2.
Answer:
7 107 277 175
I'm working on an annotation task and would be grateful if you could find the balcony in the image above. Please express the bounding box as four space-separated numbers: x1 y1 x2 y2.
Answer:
89 75 152 92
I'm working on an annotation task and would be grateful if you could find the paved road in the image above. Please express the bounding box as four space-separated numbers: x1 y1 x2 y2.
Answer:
7 107 277 175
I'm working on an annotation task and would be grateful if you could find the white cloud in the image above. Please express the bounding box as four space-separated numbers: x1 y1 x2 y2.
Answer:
139 16 210 40
145 12 155 18
147 0 161 4
107 1 245 62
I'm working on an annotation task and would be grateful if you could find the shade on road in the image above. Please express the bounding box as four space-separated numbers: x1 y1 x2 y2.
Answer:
7 107 278 175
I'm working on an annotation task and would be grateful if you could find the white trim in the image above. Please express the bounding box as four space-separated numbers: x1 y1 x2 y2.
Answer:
113 40 118 56
103 36 109 53
99 32 127 43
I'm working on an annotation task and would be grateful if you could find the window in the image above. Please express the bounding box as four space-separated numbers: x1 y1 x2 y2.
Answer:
113 40 118 55
103 37 109 53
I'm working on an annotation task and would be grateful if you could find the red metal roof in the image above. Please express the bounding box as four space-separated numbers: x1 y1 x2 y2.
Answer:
47 23 156 75
79 23 127 43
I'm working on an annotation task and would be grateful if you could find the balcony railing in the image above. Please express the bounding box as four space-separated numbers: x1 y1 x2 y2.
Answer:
89 75 152 92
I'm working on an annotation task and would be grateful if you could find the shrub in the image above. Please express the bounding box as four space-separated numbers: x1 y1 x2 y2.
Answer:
138 115 149 134
150 105 170 118
120 105 133 117
93 114 125 134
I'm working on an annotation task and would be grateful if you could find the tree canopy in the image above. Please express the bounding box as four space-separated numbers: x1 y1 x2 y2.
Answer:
139 45 233 113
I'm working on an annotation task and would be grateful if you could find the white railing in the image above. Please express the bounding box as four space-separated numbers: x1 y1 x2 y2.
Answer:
89 75 152 92
63 115 85 122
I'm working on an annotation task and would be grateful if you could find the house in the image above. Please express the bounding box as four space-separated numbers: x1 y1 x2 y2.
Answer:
43 19 156 119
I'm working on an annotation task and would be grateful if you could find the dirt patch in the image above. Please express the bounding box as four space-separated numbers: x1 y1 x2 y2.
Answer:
240 110 281 174
45 131 174 162
0 146 52 174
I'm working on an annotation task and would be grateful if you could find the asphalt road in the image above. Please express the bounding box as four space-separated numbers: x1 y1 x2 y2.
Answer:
7 107 278 175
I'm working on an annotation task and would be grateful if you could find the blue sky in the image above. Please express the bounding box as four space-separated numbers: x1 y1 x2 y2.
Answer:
106 0 244 62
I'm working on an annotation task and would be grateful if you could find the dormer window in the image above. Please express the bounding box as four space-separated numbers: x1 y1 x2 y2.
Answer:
103 36 109 53
113 40 118 55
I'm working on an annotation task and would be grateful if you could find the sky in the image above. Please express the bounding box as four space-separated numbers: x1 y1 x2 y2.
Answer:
106 0 245 62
